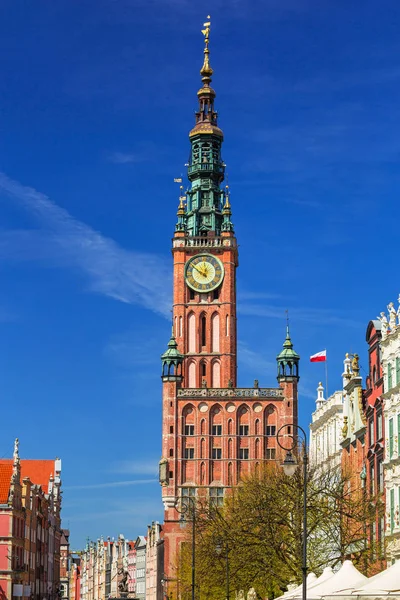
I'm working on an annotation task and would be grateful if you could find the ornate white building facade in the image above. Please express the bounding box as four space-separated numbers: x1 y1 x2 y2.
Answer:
310 383 343 472
379 296 400 563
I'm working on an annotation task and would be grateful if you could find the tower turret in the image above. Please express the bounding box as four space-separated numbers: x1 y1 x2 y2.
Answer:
277 324 300 381
161 330 183 380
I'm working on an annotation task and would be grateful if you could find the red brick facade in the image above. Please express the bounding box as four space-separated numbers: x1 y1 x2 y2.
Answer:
160 205 299 586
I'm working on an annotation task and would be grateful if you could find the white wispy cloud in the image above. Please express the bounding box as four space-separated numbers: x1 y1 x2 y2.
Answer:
237 341 275 376
112 459 159 476
64 478 157 490
0 172 171 316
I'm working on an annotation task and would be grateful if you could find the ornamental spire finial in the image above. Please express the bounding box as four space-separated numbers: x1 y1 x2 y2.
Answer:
200 16 213 85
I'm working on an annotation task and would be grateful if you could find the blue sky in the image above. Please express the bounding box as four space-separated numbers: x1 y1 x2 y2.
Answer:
1 0 399 548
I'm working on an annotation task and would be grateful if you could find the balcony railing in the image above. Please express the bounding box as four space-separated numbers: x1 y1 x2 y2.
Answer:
177 387 284 399
188 163 224 174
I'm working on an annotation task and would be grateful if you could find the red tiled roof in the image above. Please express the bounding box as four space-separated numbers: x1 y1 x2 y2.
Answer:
0 464 13 504
0 459 54 493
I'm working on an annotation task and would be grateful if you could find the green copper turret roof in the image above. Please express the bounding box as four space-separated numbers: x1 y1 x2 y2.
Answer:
161 331 184 362
277 326 300 361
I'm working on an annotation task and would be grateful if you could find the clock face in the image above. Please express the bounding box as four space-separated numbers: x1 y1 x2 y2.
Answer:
185 254 224 292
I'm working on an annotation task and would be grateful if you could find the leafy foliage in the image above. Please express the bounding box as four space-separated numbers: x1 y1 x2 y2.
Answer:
176 462 380 600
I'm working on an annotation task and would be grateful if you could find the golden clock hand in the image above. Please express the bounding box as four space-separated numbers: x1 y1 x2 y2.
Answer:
192 263 203 275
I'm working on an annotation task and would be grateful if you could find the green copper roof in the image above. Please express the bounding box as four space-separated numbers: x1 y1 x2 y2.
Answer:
277 326 300 361
161 331 184 362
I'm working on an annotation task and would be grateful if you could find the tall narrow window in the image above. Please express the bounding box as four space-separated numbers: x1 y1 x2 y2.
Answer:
388 363 393 390
174 316 178 337
201 315 206 348
398 414 400 456
212 361 221 388
211 313 220 352
389 418 394 458
179 316 183 337
390 488 395 532
397 357 400 386
188 313 196 353
188 362 196 388
225 315 229 336
201 362 206 377
189 288 195 300
377 411 383 440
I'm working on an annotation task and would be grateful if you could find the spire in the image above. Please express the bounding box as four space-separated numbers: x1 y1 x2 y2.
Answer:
11 438 20 483
178 17 230 238
277 316 300 381
175 186 186 232
200 16 213 87
161 328 184 380
221 185 234 232
189 16 223 139
316 382 325 409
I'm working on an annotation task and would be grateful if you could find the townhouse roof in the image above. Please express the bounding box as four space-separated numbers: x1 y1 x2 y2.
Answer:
0 464 13 504
0 459 55 493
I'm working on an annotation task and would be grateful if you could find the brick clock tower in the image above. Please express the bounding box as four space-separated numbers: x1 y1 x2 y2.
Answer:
159 19 300 583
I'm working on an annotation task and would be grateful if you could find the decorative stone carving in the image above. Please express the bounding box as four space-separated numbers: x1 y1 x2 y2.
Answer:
342 416 348 439
388 302 397 331
378 311 390 339
177 387 284 399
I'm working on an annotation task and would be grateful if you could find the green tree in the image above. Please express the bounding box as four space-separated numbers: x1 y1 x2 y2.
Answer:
177 463 378 600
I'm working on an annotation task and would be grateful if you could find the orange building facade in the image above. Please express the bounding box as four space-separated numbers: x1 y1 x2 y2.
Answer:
159 21 300 586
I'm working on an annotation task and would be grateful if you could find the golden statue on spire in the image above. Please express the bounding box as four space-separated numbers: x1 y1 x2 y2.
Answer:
200 16 213 83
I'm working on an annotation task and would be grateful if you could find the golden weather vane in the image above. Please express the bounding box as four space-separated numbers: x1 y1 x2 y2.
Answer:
201 15 211 43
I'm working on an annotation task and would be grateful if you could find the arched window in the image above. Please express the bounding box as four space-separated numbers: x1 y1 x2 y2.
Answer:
201 362 207 378
200 438 206 459
255 419 260 435
225 314 229 336
210 405 222 436
212 361 221 388
188 361 196 388
228 419 233 435
211 313 220 352
200 462 206 485
179 316 183 337
201 315 207 348
228 438 233 458
201 419 206 435
228 462 233 486
188 313 196 353
255 438 260 459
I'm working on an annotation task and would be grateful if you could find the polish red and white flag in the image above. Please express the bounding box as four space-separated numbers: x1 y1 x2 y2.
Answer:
310 350 327 363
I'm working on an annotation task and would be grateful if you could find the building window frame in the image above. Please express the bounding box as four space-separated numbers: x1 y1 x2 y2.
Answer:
209 487 224 507
239 448 249 460
212 424 222 436
212 448 222 460
266 425 276 437
185 424 195 436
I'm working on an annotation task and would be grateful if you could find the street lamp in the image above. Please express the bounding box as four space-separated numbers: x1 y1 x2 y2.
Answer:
276 424 308 600
215 542 229 600
175 495 196 600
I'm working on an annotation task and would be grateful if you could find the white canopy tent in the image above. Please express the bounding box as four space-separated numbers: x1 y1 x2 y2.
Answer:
282 572 318 596
280 567 334 600
352 560 400 597
304 561 367 599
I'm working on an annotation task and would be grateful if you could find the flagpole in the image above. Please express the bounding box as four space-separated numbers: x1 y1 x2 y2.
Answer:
325 349 329 398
